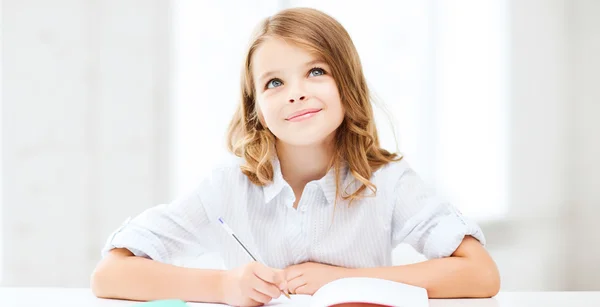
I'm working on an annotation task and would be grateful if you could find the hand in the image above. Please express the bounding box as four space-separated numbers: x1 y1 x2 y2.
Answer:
221 261 288 307
284 262 350 295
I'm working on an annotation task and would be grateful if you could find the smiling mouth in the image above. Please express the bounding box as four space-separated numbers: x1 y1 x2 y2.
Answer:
286 109 323 122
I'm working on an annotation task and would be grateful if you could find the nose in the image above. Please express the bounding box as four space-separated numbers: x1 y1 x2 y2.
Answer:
289 95 305 103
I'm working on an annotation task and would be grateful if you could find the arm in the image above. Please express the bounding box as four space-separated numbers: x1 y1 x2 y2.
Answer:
91 171 287 306
284 236 499 298
90 185 217 301
351 236 500 298
92 249 287 305
382 162 500 297
91 248 225 302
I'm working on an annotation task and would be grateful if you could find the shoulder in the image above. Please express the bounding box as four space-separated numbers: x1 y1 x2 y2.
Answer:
368 156 425 199
204 154 251 186
371 156 412 183
192 154 256 217
211 154 246 173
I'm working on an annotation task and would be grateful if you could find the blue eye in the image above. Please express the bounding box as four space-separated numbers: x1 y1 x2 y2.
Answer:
309 67 325 77
266 79 283 89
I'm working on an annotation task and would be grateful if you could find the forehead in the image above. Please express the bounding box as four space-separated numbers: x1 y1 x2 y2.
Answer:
251 38 320 76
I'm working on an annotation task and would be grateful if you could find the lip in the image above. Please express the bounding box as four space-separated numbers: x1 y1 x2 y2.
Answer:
285 108 322 121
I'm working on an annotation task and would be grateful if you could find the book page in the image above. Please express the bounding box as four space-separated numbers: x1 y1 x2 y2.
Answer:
310 277 428 307
185 278 427 307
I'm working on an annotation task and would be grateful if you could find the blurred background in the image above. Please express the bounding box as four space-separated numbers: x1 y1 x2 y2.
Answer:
1 0 598 291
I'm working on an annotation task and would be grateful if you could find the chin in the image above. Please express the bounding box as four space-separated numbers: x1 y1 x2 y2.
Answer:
280 138 323 147
280 131 335 147
274 122 340 147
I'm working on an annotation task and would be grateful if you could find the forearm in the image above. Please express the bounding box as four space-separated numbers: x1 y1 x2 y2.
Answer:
350 257 500 298
91 253 225 303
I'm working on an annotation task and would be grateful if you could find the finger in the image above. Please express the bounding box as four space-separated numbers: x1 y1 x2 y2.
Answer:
251 274 282 298
242 298 264 307
294 284 311 295
253 263 283 284
248 288 273 304
287 276 307 295
274 269 288 290
284 265 303 281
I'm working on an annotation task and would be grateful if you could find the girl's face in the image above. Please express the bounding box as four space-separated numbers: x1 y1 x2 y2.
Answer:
251 38 344 147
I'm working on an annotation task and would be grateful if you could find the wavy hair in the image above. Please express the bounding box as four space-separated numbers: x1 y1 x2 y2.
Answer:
227 7 401 203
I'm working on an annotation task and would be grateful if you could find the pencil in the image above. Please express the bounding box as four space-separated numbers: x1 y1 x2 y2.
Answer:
218 217 291 299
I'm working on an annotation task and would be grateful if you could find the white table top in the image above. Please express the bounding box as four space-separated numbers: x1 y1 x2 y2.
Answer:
1 288 600 307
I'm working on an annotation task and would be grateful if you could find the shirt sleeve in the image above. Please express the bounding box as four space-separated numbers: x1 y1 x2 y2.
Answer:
101 179 216 265
390 161 486 259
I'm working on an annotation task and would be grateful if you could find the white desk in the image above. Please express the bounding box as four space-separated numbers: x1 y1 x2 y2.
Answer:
1 288 599 307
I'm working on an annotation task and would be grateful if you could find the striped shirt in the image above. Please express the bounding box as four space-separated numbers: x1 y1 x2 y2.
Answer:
101 156 485 269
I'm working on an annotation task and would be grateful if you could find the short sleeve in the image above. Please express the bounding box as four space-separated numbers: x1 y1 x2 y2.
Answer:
390 162 486 259
101 180 216 264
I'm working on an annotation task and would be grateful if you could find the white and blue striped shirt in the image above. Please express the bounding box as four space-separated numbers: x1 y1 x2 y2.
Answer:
102 156 485 269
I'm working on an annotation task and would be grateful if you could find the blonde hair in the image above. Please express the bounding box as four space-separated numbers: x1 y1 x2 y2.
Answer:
227 7 401 203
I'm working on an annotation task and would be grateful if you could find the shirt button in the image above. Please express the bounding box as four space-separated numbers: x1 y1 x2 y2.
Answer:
300 207 307 212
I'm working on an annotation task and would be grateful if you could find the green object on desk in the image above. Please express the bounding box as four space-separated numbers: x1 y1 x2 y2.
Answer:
134 299 188 307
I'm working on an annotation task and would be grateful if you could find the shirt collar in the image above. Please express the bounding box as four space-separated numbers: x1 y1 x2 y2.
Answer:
262 156 353 206
262 156 289 205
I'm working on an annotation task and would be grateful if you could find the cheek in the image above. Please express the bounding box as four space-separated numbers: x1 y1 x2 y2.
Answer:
320 83 344 118
257 97 279 125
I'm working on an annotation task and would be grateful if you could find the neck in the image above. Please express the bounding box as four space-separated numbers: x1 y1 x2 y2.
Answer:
276 139 335 189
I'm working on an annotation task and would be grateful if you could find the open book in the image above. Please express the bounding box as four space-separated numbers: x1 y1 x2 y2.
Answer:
180 277 427 307
267 277 428 307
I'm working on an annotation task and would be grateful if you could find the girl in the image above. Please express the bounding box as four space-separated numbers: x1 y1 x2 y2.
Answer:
91 7 500 306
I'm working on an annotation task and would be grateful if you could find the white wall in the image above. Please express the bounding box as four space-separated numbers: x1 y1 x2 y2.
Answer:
485 0 600 291
567 0 600 291
482 0 570 291
1 0 171 286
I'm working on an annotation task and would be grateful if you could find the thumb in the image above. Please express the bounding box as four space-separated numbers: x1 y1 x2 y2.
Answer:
274 269 288 290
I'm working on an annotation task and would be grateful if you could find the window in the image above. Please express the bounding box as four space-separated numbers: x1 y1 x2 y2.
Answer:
432 0 509 221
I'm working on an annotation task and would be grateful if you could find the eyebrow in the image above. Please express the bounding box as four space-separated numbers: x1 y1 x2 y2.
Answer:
257 59 326 83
